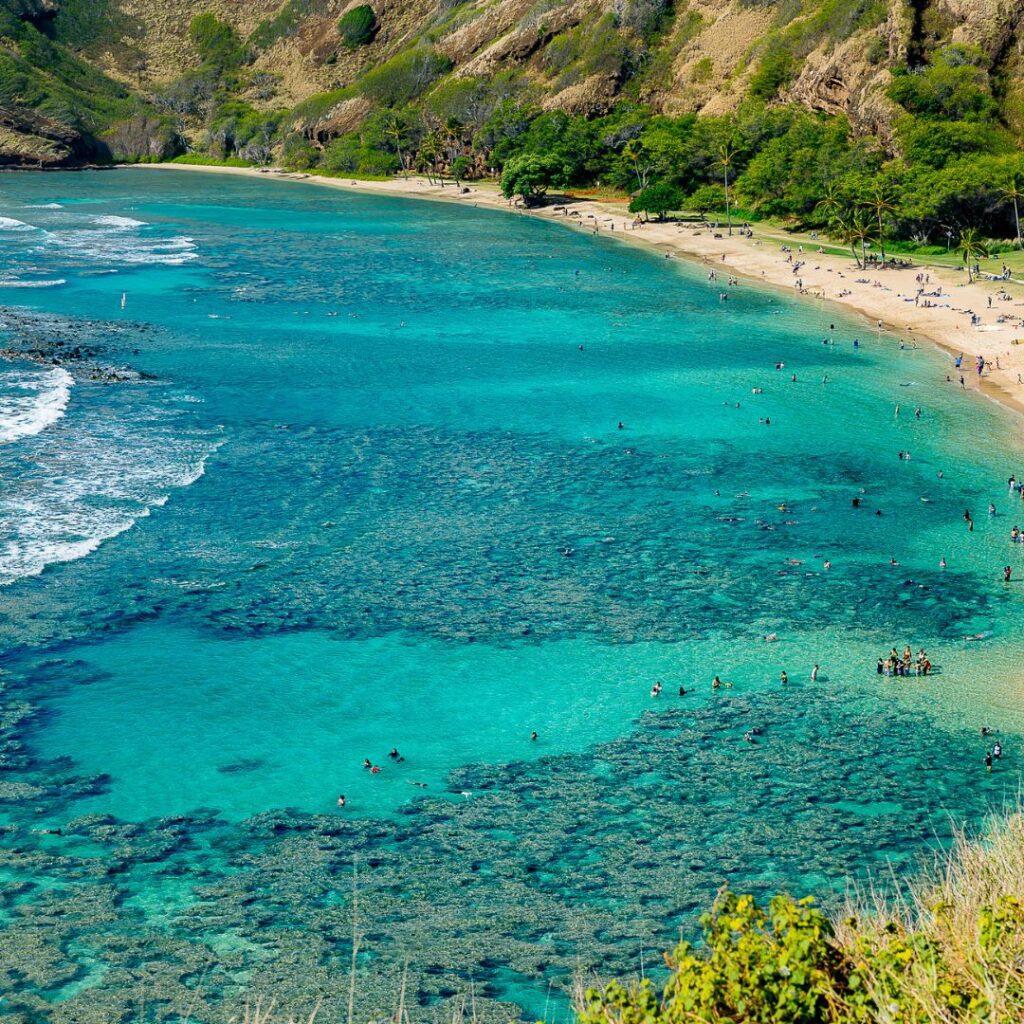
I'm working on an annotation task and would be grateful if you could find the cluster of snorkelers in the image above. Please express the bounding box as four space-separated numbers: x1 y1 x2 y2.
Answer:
876 645 931 677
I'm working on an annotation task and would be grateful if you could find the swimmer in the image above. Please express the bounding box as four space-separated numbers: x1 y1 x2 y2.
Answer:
389 748 404 762
617 421 625 430
371 765 381 774
678 686 687 697
712 675 722 689
650 681 662 697
940 556 947 568
1005 565 1012 583
779 670 788 685
985 751 993 773
811 664 819 682
337 795 347 808
764 633 778 642
989 503 997 517
993 741 1003 759
823 559 831 570
530 731 538 742
362 758 372 770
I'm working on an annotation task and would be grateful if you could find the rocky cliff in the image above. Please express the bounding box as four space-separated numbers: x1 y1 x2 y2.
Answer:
2 0 1023 165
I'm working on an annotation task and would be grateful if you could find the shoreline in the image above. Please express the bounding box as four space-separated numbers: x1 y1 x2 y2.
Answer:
126 162 1024 422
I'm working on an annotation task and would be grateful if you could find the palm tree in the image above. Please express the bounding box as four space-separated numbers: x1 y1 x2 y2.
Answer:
814 180 844 229
623 139 651 191
383 111 413 179
958 228 989 283
718 140 739 237
861 185 897 266
838 208 876 269
1000 177 1024 250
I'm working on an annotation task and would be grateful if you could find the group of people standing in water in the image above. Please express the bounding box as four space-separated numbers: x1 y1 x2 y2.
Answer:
876 646 932 677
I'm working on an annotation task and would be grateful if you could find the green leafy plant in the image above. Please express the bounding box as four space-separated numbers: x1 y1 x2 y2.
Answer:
338 5 378 49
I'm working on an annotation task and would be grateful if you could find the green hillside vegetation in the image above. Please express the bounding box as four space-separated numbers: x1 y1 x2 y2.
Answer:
581 813 1024 1023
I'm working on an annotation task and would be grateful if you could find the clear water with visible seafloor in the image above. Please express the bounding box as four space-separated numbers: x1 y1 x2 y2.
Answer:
1 169 1024 1022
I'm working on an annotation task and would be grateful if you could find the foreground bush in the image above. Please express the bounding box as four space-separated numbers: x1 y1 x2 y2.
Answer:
580 815 1024 1023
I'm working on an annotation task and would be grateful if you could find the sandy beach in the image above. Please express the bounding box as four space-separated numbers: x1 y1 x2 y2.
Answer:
133 162 1024 420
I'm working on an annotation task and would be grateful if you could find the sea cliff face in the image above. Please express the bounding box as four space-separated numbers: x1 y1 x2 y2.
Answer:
1 0 1023 167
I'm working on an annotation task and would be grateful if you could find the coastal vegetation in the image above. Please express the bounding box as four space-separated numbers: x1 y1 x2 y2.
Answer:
584 813 1024 1023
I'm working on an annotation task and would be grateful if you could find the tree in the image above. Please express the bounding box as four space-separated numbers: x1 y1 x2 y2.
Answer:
687 184 726 216
500 153 568 205
837 208 876 268
861 184 896 265
622 138 651 191
718 139 739 236
451 155 471 185
958 227 989 283
814 179 844 228
629 181 682 221
1000 177 1024 250
381 110 415 178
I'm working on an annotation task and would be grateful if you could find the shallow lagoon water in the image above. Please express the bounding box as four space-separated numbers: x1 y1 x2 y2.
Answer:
1 170 1024 1020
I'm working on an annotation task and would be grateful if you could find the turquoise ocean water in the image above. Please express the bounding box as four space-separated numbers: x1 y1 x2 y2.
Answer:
1 169 1024 1021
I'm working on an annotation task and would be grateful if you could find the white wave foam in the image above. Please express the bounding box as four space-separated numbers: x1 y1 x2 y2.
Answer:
0 390 223 586
25 203 64 209
0 365 72 444
0 511 143 582
46 227 199 266
0 278 66 289
0 217 34 232
92 215 146 229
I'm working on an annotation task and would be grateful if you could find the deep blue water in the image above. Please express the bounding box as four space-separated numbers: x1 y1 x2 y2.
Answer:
0 169 1022 1022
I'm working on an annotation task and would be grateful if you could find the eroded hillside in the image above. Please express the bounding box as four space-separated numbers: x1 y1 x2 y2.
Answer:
1 0 1023 164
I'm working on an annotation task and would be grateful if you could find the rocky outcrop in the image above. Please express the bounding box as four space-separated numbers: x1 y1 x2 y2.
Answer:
0 106 79 166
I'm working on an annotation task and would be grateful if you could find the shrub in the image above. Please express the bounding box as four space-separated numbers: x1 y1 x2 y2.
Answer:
358 48 451 107
338 5 378 48
189 13 248 73
750 48 796 101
